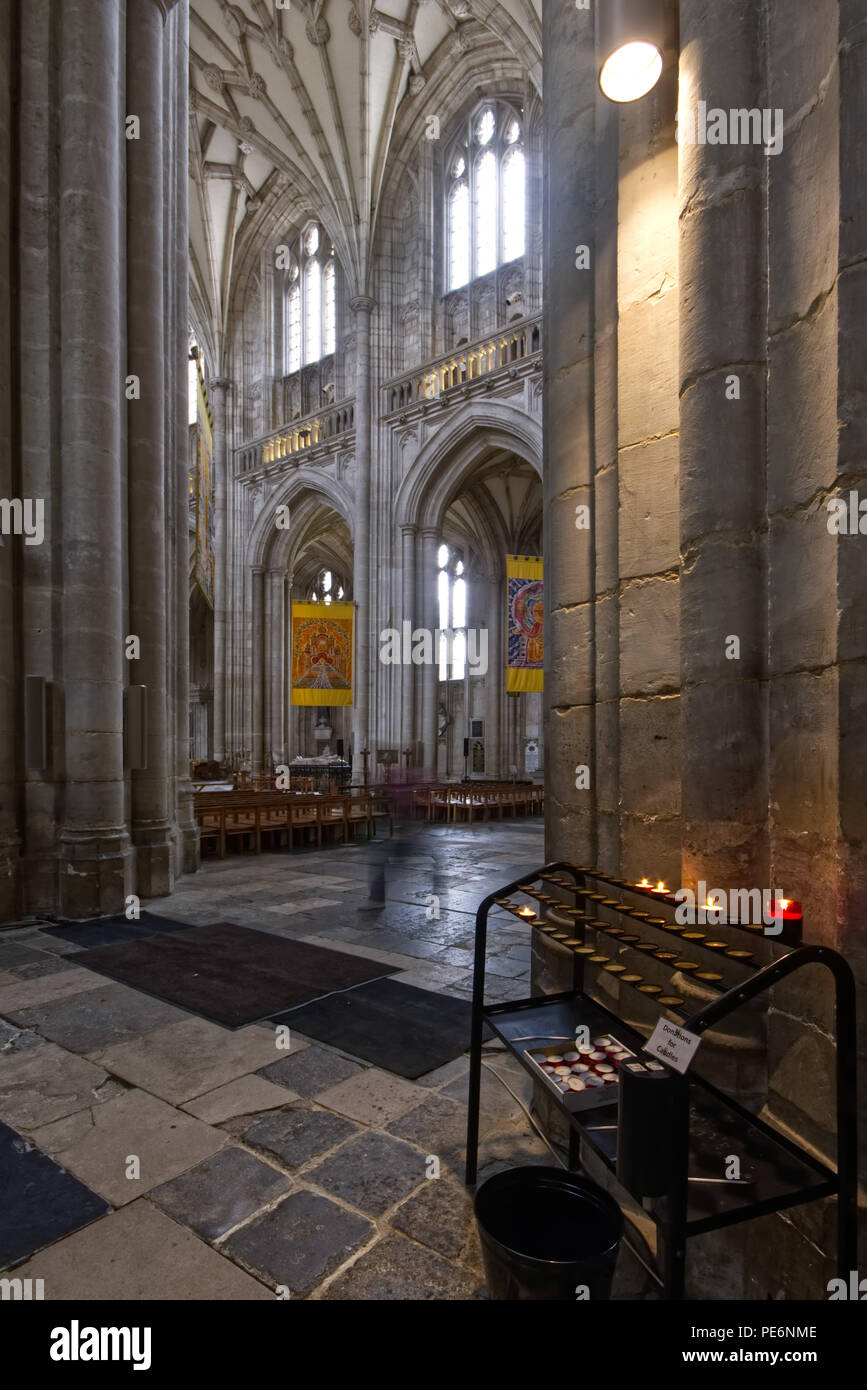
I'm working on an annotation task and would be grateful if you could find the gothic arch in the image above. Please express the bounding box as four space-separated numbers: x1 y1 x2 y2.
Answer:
394 401 542 532
245 467 355 571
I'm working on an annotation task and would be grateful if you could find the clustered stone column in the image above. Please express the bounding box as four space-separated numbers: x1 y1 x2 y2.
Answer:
0 0 16 920
542 0 598 866
127 0 173 898
485 569 503 778
250 565 265 772
400 523 417 755
351 295 375 778
420 527 441 774
57 0 130 916
209 376 231 763
679 0 767 895
0 0 193 919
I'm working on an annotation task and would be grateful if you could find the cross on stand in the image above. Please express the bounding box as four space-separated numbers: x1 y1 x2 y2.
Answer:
402 748 412 769
360 747 370 789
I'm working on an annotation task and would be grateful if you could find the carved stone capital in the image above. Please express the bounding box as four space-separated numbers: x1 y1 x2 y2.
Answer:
349 295 376 315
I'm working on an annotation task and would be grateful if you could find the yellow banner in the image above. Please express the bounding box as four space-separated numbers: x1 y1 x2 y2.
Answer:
506 554 543 692
291 601 354 706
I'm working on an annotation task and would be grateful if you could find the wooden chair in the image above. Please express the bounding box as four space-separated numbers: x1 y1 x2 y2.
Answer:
317 797 347 844
345 795 371 842
224 805 260 854
289 799 320 847
197 806 226 858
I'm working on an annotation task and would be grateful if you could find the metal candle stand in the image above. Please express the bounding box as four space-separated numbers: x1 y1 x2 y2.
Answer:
464 861 858 1300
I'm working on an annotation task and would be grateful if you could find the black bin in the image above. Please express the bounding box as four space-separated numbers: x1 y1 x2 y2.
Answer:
474 1166 623 1301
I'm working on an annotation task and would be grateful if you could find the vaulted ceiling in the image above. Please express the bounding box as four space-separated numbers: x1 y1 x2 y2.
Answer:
189 0 542 369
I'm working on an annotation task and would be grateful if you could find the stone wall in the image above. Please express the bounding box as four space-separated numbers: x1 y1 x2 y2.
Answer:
542 0 866 1298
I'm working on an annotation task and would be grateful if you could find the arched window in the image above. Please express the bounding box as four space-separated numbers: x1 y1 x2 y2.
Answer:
308 568 346 606
445 101 525 292
437 544 468 681
281 222 336 375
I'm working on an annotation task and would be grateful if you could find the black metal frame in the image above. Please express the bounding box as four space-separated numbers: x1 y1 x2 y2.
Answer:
464 861 858 1300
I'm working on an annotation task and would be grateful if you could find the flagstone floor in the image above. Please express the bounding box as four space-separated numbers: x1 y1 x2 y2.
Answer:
0 819 654 1300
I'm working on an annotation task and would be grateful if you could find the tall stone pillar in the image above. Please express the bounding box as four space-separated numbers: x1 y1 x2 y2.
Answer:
420 527 440 775
263 566 273 773
209 377 231 762
350 295 374 780
58 0 130 917
678 0 768 891
542 0 598 865
267 568 284 766
400 524 417 756
127 0 173 897
251 566 265 773
0 0 16 920
170 0 198 873
485 570 502 778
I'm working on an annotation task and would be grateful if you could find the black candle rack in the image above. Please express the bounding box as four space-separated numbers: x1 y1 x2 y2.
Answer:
465 862 858 1300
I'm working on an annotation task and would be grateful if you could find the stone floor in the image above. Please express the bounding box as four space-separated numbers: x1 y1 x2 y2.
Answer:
0 819 652 1299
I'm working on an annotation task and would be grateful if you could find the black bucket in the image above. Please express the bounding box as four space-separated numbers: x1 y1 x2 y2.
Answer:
474 1166 623 1301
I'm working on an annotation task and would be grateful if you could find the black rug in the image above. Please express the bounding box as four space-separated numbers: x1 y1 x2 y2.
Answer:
272 977 475 1078
74 923 399 1029
39 910 198 949
0 1120 108 1271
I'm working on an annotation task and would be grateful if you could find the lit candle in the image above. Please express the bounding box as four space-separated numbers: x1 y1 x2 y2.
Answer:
769 896 803 922
518 906 536 918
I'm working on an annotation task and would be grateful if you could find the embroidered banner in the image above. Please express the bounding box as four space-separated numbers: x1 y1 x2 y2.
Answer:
506 554 543 693
290 602 354 706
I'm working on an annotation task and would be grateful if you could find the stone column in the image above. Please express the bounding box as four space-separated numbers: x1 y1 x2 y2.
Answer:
542 0 598 866
170 0 198 872
0 0 16 920
263 565 273 773
127 0 173 897
400 524 417 756
678 0 768 892
209 377 231 762
267 568 285 766
250 566 265 773
58 0 130 917
485 570 502 778
420 527 440 774
350 295 374 781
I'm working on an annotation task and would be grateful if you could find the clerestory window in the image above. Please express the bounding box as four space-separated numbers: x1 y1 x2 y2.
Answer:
281 222 337 374
445 101 525 293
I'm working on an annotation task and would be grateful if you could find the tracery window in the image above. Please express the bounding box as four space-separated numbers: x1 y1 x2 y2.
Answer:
446 101 525 292
437 544 467 681
282 222 336 374
308 568 346 606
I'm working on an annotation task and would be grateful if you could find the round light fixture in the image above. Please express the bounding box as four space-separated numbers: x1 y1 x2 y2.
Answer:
599 40 663 102
598 0 668 104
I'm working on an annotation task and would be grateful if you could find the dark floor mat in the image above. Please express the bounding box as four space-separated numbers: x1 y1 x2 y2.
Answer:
0 1120 109 1271
74 923 399 1029
272 976 475 1078
39 910 198 949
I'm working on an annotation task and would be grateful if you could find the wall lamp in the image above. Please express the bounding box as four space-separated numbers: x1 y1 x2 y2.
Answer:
598 0 668 103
